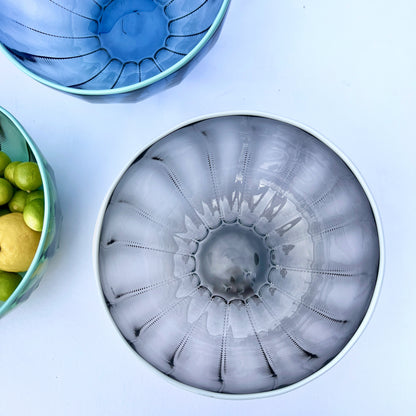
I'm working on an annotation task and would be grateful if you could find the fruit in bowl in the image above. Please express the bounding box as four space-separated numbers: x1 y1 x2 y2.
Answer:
0 107 61 318
0 151 46 299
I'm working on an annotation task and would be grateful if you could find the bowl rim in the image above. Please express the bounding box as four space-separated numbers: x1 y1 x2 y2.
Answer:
0 106 53 317
92 111 385 400
0 0 231 96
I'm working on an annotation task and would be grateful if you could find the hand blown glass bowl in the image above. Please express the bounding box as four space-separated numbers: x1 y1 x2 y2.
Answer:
95 113 383 397
0 107 61 319
0 0 230 95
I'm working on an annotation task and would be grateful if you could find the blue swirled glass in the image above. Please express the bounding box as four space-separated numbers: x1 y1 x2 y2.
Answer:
0 0 229 94
97 115 382 395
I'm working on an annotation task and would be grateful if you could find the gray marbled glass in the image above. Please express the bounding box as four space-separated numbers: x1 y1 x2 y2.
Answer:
98 115 381 395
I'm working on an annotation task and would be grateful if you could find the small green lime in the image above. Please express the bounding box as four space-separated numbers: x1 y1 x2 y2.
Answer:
8 190 28 212
14 162 42 192
26 190 44 205
0 178 14 205
0 270 23 301
4 161 21 185
23 198 44 232
0 151 11 176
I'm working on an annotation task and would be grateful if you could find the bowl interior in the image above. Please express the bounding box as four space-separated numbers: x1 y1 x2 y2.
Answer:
0 111 30 161
0 0 229 93
96 115 381 396
0 108 53 317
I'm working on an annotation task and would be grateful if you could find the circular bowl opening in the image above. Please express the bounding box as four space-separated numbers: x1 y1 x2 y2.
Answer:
94 113 383 398
0 0 230 95
0 107 61 319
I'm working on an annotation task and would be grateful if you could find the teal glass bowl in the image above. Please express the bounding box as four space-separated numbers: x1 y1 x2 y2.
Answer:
0 0 230 96
0 107 61 318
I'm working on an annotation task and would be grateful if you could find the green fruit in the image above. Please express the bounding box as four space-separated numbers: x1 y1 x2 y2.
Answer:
0 178 14 205
26 190 44 205
0 270 23 301
14 162 42 192
0 151 11 176
8 190 28 212
4 161 21 185
23 199 44 232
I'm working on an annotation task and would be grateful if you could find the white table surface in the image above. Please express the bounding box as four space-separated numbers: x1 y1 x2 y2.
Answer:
1 1 415 414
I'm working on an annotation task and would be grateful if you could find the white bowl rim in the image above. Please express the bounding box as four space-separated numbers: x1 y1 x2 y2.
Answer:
92 111 385 400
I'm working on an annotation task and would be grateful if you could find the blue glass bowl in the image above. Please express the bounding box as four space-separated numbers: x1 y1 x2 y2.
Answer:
0 107 61 319
0 0 230 95
94 113 384 397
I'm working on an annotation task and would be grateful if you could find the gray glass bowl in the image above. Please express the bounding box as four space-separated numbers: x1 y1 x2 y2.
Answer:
94 113 383 398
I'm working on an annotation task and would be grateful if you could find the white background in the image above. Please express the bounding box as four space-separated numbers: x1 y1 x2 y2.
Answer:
1 0 415 414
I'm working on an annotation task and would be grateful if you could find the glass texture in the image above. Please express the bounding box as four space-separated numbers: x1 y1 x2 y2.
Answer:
0 0 228 92
98 115 381 394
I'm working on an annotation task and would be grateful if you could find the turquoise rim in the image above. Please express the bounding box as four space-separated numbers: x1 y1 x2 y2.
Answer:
0 0 231 96
0 106 52 316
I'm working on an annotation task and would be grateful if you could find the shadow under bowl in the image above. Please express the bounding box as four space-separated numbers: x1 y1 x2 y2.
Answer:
94 113 383 398
0 0 230 95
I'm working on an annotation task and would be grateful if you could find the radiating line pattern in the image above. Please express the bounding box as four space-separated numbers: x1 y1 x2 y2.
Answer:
0 0 227 90
98 115 380 394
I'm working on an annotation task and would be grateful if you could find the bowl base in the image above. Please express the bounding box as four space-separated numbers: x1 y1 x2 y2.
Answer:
197 223 269 301
97 0 169 62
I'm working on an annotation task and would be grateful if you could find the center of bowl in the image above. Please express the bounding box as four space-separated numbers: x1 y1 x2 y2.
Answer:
196 224 269 301
97 0 169 62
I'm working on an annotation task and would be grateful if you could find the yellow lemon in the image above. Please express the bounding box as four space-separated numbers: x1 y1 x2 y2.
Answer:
0 213 41 272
